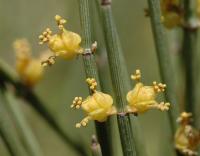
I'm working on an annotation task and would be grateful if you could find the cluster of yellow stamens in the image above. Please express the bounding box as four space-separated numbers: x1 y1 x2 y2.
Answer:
86 78 97 92
153 81 166 93
71 97 83 109
39 28 52 45
131 69 141 81
55 15 67 30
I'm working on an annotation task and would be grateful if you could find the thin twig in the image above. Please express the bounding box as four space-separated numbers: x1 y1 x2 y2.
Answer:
147 0 181 155
78 0 112 155
98 1 147 156
0 89 28 156
3 89 43 156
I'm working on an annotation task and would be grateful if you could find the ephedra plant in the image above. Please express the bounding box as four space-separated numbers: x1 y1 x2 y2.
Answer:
0 0 200 156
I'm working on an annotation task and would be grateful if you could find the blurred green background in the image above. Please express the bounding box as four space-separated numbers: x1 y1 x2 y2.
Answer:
0 0 190 156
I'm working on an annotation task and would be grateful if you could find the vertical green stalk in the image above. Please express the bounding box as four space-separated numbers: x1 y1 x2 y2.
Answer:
147 0 179 133
91 135 103 156
3 90 43 156
0 59 87 156
0 90 27 156
147 0 181 155
99 1 145 156
78 0 112 155
182 0 198 121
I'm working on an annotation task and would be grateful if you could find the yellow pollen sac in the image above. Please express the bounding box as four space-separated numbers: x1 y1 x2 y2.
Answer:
13 39 47 87
71 78 116 128
126 69 170 114
160 0 183 29
39 15 83 66
175 112 200 156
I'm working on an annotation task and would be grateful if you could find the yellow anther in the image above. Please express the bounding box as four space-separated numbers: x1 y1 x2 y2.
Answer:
127 69 170 114
153 81 166 93
71 96 83 109
86 78 97 92
131 69 141 81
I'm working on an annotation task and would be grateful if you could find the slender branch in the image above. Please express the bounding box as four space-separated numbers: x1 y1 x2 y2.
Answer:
0 90 28 156
3 89 43 156
0 59 87 156
98 1 147 156
147 0 179 133
182 0 198 124
147 0 181 155
94 1 147 156
78 0 112 156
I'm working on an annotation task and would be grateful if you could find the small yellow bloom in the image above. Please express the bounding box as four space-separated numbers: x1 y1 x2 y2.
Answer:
160 0 183 29
126 69 170 114
71 78 116 128
175 112 200 156
13 39 49 87
39 15 83 66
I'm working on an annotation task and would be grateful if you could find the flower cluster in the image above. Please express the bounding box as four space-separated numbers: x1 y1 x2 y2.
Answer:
13 39 50 86
71 78 116 128
126 69 170 114
175 112 200 156
38 15 171 128
39 15 83 66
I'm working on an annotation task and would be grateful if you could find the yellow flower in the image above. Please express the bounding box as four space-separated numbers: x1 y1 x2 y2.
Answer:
39 15 83 66
13 39 48 87
175 112 200 156
126 69 170 114
160 0 182 29
71 78 116 128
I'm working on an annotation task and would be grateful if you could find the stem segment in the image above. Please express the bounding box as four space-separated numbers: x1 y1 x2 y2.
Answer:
147 0 179 134
99 1 144 156
78 0 112 155
0 90 27 156
147 0 181 155
3 90 43 156
182 0 198 122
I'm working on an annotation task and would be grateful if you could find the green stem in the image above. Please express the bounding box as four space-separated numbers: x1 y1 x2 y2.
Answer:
147 0 179 134
147 0 180 155
91 135 103 156
0 90 27 156
3 90 43 156
182 0 198 121
99 1 146 156
78 0 112 156
0 59 87 156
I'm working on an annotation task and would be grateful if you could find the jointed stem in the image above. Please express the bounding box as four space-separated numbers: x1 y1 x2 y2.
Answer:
147 0 181 155
3 90 43 156
98 1 146 156
78 0 112 155
0 90 28 156
182 0 198 125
